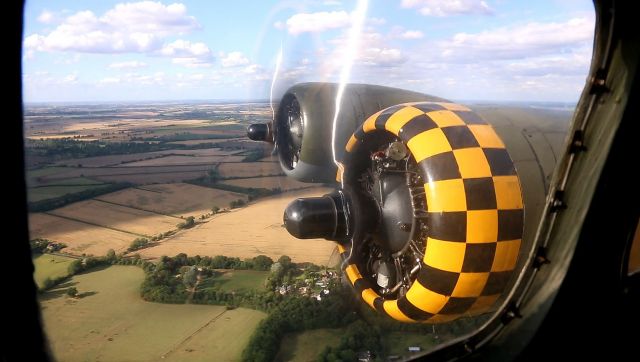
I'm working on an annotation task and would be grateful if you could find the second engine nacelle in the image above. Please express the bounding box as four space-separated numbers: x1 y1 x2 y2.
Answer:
248 82 443 182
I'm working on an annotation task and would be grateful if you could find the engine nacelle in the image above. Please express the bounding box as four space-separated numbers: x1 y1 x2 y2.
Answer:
248 82 444 182
250 82 567 323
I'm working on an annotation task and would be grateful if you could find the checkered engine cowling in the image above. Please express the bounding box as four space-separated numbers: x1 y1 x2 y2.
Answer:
339 102 524 323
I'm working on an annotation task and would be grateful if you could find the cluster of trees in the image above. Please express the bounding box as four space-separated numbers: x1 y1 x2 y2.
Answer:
241 285 360 362
318 320 383 361
266 255 297 290
177 216 196 229
30 238 66 254
28 182 131 212
139 253 277 305
128 238 150 252
229 199 247 208
26 138 176 159
40 253 115 292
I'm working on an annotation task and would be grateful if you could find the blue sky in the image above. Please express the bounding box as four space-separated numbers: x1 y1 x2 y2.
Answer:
23 0 595 103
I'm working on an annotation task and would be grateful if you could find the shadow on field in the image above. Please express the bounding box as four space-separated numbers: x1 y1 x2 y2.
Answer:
75 264 111 275
77 291 98 298
39 281 78 301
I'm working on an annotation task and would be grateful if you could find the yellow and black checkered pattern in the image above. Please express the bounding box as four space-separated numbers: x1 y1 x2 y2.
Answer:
340 102 524 323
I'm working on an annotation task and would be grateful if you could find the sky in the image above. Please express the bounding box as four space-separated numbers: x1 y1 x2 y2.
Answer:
22 0 595 103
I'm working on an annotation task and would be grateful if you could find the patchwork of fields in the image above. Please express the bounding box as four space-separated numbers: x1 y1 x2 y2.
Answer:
220 176 311 191
39 266 266 362
138 187 336 265
29 213 137 255
97 183 247 218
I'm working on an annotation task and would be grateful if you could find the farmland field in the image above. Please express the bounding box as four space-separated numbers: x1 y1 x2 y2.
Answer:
139 188 337 265
48 199 181 236
29 213 136 255
97 183 247 217
382 332 439 357
122 154 244 167
275 328 343 362
27 167 76 187
37 165 213 182
92 171 208 184
220 176 313 191
199 270 269 292
32 254 76 287
40 266 266 362
28 183 109 203
218 162 283 178
56 153 168 167
168 138 244 146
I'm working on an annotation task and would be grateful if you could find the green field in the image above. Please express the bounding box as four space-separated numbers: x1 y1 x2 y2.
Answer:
382 331 438 357
26 167 70 187
32 254 75 287
28 182 109 202
275 328 343 362
199 270 269 292
40 265 266 362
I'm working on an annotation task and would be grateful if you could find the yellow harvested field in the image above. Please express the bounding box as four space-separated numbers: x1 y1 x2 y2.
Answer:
97 183 247 217
155 148 242 156
218 162 283 178
167 138 244 145
57 153 167 167
139 188 337 265
29 213 135 255
93 171 208 184
221 176 313 190
48 199 181 237
55 149 241 167
41 165 212 182
122 155 244 167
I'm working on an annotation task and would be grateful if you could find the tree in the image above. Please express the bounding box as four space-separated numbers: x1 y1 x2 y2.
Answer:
253 255 274 271
66 287 78 297
68 259 83 275
106 249 116 262
178 216 195 229
230 199 246 208
278 255 292 269
183 266 197 287
128 238 149 251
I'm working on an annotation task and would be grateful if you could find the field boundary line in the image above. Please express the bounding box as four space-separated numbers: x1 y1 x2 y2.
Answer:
160 309 228 359
42 212 149 238
92 198 184 219
30 183 110 189
132 186 164 194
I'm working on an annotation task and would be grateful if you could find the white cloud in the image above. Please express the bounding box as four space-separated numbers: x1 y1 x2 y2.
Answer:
326 31 407 68
171 57 212 68
441 17 594 61
401 0 492 17
160 39 213 67
61 73 78 84
284 11 351 35
37 10 56 24
160 39 210 57
24 1 200 54
368 17 386 26
220 52 250 67
400 30 424 39
99 77 121 84
108 60 147 69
